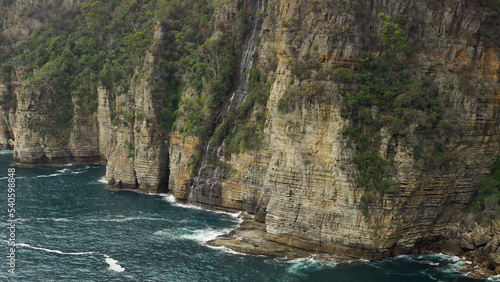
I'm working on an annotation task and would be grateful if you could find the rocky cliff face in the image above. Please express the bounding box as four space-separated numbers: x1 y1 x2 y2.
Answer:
0 83 14 150
168 0 500 261
2 0 500 272
10 67 101 165
97 24 169 193
1 0 99 164
3 2 169 193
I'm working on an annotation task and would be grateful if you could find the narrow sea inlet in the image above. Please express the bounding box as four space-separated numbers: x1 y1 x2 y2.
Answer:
0 151 482 281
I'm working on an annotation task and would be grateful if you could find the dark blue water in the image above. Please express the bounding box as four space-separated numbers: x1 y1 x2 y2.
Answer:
0 151 483 281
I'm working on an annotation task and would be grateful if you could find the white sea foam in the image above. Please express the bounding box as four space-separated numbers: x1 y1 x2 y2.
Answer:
394 253 472 277
281 257 338 277
53 218 71 222
0 176 25 180
84 217 169 222
212 210 243 220
20 216 168 223
16 243 94 255
16 243 125 273
104 254 125 272
0 150 13 155
153 227 190 237
36 167 88 178
206 245 251 256
163 194 242 221
163 195 204 211
36 173 64 178
160 196 244 244
488 274 500 281
56 168 86 174
180 227 235 244
94 177 108 184
153 229 169 236
23 217 72 222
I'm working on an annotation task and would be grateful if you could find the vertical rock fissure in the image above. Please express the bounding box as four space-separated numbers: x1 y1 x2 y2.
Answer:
227 0 265 109
187 0 265 206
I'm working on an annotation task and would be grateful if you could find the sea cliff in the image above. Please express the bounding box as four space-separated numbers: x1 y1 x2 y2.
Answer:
1 0 499 277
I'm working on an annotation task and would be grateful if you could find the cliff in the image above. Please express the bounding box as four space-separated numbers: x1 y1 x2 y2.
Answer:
1 0 500 276
99 25 169 193
168 0 500 264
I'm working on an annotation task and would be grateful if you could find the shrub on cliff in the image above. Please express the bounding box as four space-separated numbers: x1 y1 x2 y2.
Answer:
466 157 500 223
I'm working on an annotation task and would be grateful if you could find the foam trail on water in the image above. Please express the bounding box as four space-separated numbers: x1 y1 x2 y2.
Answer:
16 243 125 273
0 176 25 180
0 150 13 155
53 218 71 222
212 210 243 220
279 256 338 278
206 245 251 256
163 195 242 221
84 217 170 222
153 227 190 237
37 167 87 178
16 216 169 223
16 243 94 255
104 254 125 272
180 228 235 244
37 173 64 178
163 195 204 211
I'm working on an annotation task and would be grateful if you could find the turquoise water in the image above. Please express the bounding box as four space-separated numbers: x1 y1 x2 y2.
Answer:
0 151 482 281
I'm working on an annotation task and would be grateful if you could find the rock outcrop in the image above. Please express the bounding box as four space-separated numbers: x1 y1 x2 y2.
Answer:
99 24 169 193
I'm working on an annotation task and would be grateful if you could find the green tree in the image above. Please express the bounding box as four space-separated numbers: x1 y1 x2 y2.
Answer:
81 1 109 34
124 29 153 56
378 13 410 64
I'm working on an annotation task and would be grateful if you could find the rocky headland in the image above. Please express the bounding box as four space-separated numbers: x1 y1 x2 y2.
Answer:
1 0 500 278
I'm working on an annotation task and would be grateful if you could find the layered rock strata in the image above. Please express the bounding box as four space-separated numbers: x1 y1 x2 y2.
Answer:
169 0 500 261
100 25 169 193
1 0 500 273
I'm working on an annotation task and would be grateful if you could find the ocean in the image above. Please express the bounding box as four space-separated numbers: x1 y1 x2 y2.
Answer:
0 151 485 281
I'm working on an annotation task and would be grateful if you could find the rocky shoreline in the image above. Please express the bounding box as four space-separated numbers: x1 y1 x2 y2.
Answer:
439 214 500 279
207 218 347 259
209 215 500 280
